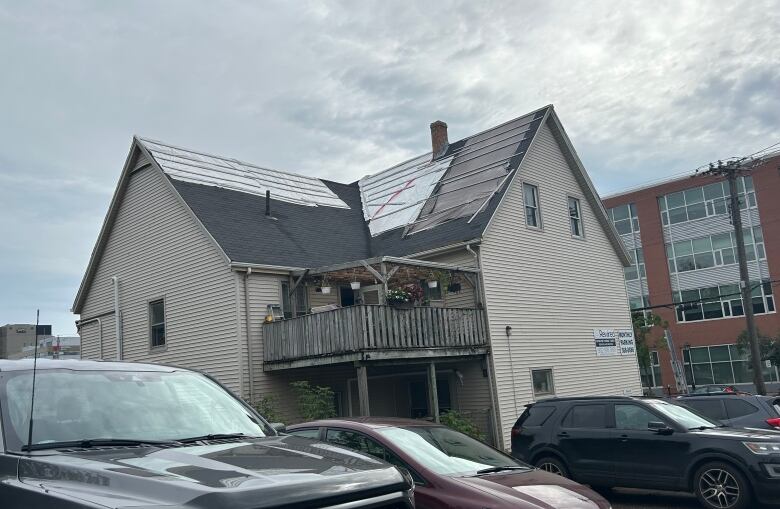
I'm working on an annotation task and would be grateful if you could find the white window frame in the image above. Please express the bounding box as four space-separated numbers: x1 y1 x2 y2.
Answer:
567 196 584 238
148 297 167 350
608 203 639 235
522 182 542 229
530 368 555 398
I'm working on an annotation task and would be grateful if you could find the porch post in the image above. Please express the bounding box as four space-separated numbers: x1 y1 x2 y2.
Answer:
427 362 440 423
357 364 370 416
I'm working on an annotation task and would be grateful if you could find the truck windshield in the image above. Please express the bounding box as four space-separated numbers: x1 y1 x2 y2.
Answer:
0 368 270 452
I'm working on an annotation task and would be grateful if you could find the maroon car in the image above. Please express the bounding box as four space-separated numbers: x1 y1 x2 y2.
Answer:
287 418 610 509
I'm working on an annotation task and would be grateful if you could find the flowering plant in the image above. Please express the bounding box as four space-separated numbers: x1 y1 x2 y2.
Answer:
386 288 411 303
403 283 424 302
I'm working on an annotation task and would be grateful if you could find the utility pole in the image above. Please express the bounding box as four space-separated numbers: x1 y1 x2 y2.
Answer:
702 160 766 395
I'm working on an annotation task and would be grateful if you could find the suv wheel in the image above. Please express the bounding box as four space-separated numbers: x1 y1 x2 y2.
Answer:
694 462 751 509
535 456 568 478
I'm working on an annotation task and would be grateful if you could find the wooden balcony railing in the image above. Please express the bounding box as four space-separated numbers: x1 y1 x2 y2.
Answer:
263 305 488 368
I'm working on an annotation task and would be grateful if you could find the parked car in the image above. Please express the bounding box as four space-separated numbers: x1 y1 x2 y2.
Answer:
676 393 780 430
287 417 611 509
0 360 414 509
511 396 780 509
687 384 750 395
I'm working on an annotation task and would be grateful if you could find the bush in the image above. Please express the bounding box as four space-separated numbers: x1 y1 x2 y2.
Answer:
290 381 336 421
440 410 486 442
255 395 282 424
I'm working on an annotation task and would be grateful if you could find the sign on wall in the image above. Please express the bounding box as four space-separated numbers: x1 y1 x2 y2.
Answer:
593 328 635 357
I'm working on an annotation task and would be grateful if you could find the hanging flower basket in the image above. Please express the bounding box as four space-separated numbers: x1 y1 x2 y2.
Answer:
321 286 332 294
350 281 361 290
427 280 438 289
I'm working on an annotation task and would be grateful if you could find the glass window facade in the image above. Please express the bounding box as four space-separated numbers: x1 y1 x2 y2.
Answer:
667 227 765 273
624 248 646 281
683 344 780 385
674 280 774 323
608 203 639 235
658 176 756 226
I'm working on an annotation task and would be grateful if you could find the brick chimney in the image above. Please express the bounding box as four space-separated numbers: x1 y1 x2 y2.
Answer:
430 120 448 159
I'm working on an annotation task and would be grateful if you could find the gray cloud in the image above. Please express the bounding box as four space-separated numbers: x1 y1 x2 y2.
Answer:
1 0 778 334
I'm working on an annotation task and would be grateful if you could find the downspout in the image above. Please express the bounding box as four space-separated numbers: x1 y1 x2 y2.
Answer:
111 276 123 360
467 243 504 449
243 268 255 403
76 317 103 359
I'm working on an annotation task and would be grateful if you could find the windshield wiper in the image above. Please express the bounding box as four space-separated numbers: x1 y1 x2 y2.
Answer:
176 433 255 444
476 465 530 475
22 438 179 452
688 425 717 431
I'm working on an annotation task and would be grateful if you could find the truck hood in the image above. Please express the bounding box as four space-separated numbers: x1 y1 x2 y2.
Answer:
451 469 609 509
18 436 410 508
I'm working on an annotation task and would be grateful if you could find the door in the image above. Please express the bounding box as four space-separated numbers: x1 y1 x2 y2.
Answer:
611 403 690 489
556 403 614 484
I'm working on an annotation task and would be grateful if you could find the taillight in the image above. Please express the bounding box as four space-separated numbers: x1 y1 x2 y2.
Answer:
511 427 522 437
766 418 780 429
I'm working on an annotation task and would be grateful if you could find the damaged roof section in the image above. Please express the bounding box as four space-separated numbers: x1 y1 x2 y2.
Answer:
139 138 349 209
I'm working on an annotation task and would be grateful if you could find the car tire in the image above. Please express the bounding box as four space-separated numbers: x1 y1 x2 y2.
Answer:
693 461 752 509
535 456 569 478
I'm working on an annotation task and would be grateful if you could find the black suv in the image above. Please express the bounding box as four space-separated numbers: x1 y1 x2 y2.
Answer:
676 394 780 430
511 396 780 509
0 359 414 509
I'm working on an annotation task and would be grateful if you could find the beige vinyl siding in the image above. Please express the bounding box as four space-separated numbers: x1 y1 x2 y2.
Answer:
79 316 115 360
418 249 479 308
481 119 641 448
309 285 339 308
451 359 493 438
78 163 241 393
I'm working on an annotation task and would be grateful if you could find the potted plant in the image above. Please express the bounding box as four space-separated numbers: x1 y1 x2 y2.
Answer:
350 281 361 290
386 288 412 309
320 276 331 294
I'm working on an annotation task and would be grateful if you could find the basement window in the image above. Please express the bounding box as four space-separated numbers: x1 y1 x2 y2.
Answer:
531 369 555 397
149 299 166 348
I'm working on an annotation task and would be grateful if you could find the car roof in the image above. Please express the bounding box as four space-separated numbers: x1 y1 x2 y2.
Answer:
287 417 443 430
528 395 640 405
0 359 185 373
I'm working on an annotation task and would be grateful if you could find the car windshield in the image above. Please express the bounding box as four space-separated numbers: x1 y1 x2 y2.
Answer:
647 400 720 429
0 368 271 452
377 425 530 476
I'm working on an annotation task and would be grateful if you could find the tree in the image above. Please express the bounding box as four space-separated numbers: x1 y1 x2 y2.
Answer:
632 311 667 391
290 381 337 421
736 329 780 368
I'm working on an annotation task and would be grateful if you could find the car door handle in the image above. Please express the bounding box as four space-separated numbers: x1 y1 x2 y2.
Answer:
557 431 569 438
619 434 629 442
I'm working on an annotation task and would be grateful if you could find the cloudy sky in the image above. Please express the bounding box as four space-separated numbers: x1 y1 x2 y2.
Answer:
1 0 778 335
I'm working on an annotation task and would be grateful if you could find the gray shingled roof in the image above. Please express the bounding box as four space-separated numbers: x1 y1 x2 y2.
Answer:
160 107 548 266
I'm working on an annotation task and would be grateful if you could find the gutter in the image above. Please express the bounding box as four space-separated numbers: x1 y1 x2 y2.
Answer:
111 276 123 360
230 262 303 274
406 238 482 259
76 312 113 360
243 268 255 403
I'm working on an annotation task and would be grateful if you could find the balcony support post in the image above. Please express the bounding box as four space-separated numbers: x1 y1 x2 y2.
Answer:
357 364 370 416
427 362 440 423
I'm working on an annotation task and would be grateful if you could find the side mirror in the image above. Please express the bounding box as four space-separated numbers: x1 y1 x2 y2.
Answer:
648 421 673 435
270 422 286 434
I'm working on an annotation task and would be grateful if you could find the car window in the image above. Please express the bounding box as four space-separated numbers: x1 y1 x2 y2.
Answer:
326 429 368 451
288 428 320 439
683 399 727 421
773 399 780 416
615 404 660 430
518 406 555 427
325 428 425 484
564 404 607 428
724 399 759 419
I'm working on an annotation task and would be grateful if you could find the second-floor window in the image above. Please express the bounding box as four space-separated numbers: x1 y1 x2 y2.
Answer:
149 299 166 348
523 183 540 228
658 176 756 226
281 282 309 319
568 197 582 237
608 203 639 235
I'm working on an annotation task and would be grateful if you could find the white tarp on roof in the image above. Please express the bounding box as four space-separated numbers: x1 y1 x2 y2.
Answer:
359 154 453 236
139 138 349 209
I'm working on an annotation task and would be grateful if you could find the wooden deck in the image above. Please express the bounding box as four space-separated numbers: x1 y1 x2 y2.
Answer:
263 305 489 370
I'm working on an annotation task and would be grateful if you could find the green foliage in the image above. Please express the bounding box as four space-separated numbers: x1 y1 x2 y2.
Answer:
290 381 337 421
440 410 486 442
255 395 282 424
632 311 667 390
736 329 780 366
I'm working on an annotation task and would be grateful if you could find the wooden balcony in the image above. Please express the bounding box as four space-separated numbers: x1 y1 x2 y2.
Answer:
263 305 489 370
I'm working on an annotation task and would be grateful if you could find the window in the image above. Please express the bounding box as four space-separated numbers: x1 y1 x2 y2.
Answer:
724 399 759 419
624 248 646 281
666 227 766 273
565 404 607 428
523 183 540 227
517 406 556 427
647 351 662 388
674 279 774 323
281 281 309 319
149 299 166 348
615 404 661 430
659 176 756 226
288 428 320 439
684 344 780 385
421 279 442 301
608 203 639 235
531 369 554 397
568 197 582 237
683 399 727 421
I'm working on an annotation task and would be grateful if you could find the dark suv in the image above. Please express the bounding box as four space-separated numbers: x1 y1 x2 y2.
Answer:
0 359 414 509
676 394 780 430
511 396 780 509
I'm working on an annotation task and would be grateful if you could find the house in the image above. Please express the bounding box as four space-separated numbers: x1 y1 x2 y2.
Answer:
603 153 780 394
73 105 641 448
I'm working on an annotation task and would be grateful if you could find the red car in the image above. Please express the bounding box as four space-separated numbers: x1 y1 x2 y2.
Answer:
287 418 610 509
